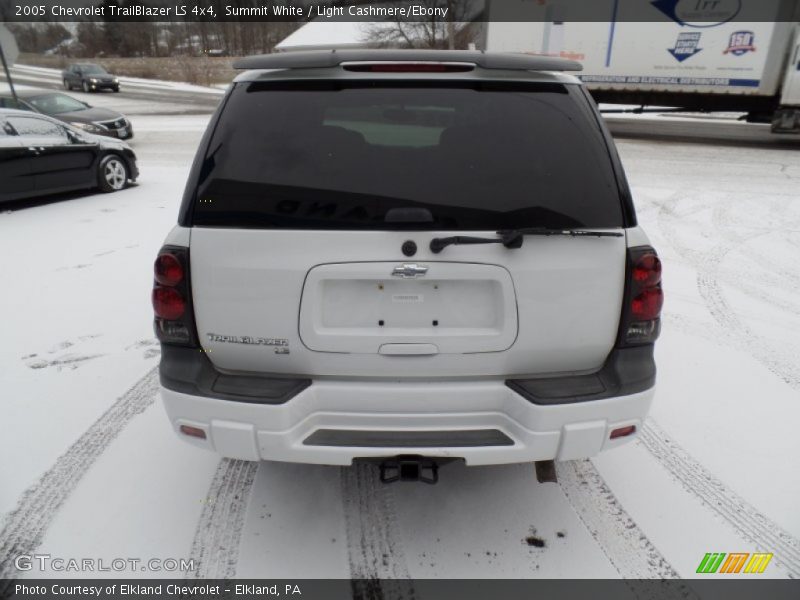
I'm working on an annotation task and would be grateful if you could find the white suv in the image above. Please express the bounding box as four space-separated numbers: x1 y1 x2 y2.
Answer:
153 50 663 476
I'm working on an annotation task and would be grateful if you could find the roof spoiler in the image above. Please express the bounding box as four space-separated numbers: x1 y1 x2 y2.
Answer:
233 50 583 72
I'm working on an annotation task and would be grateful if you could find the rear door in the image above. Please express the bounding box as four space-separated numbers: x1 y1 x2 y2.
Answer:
188 75 628 379
0 122 34 202
6 115 98 192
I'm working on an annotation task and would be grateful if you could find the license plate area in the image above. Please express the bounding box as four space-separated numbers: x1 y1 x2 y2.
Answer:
299 262 518 354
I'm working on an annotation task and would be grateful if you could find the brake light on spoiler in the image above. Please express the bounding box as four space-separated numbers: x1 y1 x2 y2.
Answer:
342 62 475 73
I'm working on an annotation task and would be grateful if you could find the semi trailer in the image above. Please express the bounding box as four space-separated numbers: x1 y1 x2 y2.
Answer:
485 0 800 132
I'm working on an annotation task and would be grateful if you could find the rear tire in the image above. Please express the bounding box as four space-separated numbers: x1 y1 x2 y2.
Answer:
97 155 128 193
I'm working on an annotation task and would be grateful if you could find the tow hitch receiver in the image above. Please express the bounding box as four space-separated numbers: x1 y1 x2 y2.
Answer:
380 455 439 484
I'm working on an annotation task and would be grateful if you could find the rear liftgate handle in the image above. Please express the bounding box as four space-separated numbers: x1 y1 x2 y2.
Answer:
378 343 439 356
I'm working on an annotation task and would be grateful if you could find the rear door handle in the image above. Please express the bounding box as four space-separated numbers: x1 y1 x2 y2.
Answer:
378 343 439 356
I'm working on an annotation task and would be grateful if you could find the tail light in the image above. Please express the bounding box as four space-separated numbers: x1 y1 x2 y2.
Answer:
152 246 198 347
618 246 663 346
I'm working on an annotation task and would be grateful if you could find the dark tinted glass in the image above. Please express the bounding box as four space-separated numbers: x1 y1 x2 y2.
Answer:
82 64 108 74
191 81 623 230
28 93 87 115
7 116 67 139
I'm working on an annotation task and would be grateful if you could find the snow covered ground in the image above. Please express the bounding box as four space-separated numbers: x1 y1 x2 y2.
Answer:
0 103 799 589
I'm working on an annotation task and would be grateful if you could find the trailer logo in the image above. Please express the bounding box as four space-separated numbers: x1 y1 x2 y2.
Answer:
668 32 703 62
651 0 741 28
723 31 756 56
696 552 773 574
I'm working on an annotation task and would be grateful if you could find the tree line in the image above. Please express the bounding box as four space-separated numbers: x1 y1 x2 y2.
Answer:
6 0 481 57
7 1 304 57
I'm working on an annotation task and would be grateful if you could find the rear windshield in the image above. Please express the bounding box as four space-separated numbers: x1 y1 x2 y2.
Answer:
190 80 623 230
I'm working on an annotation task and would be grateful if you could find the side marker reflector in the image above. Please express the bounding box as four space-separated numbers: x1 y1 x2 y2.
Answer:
180 425 207 439
610 425 637 439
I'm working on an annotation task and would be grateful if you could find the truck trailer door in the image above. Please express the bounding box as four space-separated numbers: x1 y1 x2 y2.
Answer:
780 25 800 106
774 25 800 132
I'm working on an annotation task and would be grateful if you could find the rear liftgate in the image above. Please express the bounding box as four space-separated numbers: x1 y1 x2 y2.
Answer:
299 261 518 356
301 261 519 483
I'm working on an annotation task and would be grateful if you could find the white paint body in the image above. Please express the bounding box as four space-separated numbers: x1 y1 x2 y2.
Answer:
162 383 654 465
188 228 627 377
159 63 657 465
161 224 653 464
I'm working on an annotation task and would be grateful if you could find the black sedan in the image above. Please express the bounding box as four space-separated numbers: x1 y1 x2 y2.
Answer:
63 63 120 93
0 108 138 204
0 91 133 139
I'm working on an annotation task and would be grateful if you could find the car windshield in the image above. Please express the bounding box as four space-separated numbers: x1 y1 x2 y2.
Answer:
28 93 88 115
192 80 624 230
81 65 108 74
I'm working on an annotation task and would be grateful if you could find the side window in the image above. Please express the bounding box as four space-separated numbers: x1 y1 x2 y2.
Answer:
6 116 69 140
1 98 34 111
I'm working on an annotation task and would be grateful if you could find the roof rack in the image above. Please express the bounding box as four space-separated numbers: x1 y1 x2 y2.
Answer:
233 49 583 72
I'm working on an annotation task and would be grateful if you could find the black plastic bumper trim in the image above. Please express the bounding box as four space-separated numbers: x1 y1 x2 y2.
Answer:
159 345 311 404
506 345 656 405
304 429 514 448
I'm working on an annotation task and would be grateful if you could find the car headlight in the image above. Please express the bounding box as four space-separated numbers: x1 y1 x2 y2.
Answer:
69 122 105 134
113 78 119 83
90 78 98 83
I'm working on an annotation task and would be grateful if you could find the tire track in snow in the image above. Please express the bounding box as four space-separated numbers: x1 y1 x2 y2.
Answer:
556 460 686 593
708 201 800 316
711 201 800 294
185 459 259 579
638 421 800 577
657 194 800 389
341 464 416 600
695 238 800 389
647 194 800 575
0 368 159 585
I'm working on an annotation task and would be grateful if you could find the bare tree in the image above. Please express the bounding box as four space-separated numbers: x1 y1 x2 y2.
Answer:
361 0 479 50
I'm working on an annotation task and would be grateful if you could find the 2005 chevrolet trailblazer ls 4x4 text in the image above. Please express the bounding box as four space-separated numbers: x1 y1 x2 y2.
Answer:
152 50 663 481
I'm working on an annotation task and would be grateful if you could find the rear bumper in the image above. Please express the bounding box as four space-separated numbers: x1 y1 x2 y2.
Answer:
160 348 656 466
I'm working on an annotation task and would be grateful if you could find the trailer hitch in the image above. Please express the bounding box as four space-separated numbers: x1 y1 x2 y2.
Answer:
379 455 439 484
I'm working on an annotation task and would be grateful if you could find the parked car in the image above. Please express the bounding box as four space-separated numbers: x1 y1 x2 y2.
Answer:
154 50 663 480
0 108 138 203
0 91 133 139
62 63 120 93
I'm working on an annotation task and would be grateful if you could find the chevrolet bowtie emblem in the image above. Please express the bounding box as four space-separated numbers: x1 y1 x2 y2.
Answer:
391 263 429 278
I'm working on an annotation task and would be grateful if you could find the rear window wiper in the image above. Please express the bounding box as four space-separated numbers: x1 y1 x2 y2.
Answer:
430 228 623 253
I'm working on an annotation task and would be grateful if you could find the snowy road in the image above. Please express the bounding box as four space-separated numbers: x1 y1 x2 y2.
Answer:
6 64 223 113
1 105 799 591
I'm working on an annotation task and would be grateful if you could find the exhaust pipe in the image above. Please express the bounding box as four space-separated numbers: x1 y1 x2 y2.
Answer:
379 455 439 484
